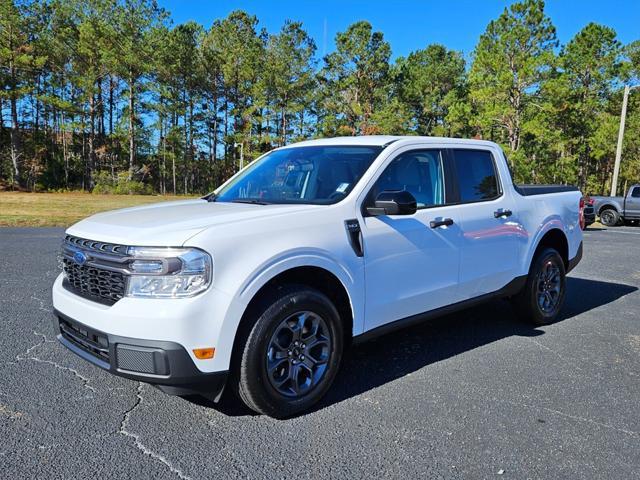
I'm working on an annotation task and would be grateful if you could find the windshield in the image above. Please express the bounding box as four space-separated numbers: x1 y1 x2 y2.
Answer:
214 145 383 205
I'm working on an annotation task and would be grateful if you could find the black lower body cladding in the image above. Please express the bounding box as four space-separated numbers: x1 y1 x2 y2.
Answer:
52 310 227 399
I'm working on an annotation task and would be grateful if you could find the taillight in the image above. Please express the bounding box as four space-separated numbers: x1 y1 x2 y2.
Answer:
579 198 585 209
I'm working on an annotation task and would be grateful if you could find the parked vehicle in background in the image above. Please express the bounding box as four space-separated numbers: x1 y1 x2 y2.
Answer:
591 185 640 226
52 136 583 418
581 197 596 229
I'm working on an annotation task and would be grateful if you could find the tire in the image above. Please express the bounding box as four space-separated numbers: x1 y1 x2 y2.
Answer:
599 208 620 227
512 248 566 326
233 285 344 418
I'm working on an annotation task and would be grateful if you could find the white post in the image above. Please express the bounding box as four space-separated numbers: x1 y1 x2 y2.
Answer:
611 85 636 197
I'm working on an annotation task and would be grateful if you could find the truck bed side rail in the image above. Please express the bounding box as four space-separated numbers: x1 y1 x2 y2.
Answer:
514 184 580 196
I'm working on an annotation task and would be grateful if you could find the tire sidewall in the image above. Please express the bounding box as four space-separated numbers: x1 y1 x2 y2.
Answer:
526 249 566 325
239 286 344 417
600 209 619 227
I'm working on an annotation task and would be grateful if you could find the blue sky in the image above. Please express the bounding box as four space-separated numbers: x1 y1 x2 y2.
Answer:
158 0 640 60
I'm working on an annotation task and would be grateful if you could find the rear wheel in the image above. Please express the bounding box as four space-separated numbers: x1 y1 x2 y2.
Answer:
512 248 566 326
233 285 343 418
599 208 620 227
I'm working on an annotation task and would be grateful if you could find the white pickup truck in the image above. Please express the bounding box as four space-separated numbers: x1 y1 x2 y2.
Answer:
52 136 583 417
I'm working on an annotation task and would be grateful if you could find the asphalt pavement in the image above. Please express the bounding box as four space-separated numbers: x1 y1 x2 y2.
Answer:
1 226 639 479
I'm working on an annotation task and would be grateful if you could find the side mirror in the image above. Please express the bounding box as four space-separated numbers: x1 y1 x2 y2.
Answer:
366 190 417 216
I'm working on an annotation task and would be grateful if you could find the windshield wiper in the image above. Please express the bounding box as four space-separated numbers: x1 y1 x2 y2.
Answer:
230 198 271 205
204 193 217 202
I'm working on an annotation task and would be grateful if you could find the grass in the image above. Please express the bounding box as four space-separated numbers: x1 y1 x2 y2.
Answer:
0 191 195 227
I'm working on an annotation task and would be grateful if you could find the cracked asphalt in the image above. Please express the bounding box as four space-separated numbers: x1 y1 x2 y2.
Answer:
1 226 639 479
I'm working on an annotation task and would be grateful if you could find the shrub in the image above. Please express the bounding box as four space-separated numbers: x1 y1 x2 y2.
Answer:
92 171 152 195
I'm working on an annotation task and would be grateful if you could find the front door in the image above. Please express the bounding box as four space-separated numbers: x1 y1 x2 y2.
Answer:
626 186 640 218
359 148 462 332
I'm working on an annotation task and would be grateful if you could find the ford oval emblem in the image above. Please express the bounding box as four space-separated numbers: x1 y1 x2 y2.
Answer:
73 250 88 265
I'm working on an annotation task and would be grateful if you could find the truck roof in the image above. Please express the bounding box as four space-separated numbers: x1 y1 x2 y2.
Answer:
284 135 499 149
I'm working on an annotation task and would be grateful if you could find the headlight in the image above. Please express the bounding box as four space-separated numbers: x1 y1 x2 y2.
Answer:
125 247 212 298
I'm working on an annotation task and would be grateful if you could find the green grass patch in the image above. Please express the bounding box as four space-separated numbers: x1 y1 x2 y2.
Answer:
0 192 195 227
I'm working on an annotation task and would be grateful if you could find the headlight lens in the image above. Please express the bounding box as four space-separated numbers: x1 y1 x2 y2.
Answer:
125 247 212 298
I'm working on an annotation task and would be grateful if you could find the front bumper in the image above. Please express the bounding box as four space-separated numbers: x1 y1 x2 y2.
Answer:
52 272 243 373
53 309 228 399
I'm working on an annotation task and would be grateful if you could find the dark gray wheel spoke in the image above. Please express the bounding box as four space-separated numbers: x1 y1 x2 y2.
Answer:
265 310 333 398
536 261 563 314
304 335 329 350
301 355 316 369
306 351 328 366
292 364 308 395
272 349 288 360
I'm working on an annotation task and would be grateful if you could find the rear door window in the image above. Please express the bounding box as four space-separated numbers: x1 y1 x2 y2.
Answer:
452 149 500 202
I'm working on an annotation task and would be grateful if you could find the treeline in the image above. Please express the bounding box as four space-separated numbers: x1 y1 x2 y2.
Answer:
1 0 639 195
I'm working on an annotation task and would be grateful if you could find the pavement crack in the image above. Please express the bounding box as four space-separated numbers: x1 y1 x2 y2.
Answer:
30 294 52 314
119 383 192 480
12 331 96 393
501 397 639 437
536 405 639 437
527 338 585 372
12 331 49 364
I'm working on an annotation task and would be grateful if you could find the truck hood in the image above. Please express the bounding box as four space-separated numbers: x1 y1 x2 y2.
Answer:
66 199 318 246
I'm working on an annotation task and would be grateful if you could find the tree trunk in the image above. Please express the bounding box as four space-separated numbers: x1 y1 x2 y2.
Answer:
98 77 105 139
223 97 228 158
88 90 96 189
34 74 41 136
281 105 287 146
183 88 189 195
128 72 135 180
109 75 115 136
61 110 69 188
10 93 21 186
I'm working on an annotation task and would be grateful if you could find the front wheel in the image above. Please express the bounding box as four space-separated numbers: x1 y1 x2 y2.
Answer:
512 248 566 326
233 285 344 418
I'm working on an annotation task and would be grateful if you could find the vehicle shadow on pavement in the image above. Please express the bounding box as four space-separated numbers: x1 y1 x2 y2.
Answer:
192 277 637 418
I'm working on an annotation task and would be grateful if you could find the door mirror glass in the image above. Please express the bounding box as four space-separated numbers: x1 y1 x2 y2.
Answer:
366 190 417 216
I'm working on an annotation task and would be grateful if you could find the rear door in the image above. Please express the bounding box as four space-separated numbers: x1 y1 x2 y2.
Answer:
448 147 521 300
358 147 463 332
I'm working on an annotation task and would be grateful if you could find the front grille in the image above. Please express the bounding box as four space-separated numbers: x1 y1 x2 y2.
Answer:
61 235 130 305
64 235 128 256
63 258 126 304
59 317 110 365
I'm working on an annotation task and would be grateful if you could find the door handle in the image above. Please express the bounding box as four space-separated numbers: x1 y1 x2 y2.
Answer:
494 209 513 218
430 218 454 228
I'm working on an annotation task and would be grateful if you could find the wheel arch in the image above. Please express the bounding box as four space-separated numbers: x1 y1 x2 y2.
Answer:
597 203 621 215
229 264 356 376
529 228 569 271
